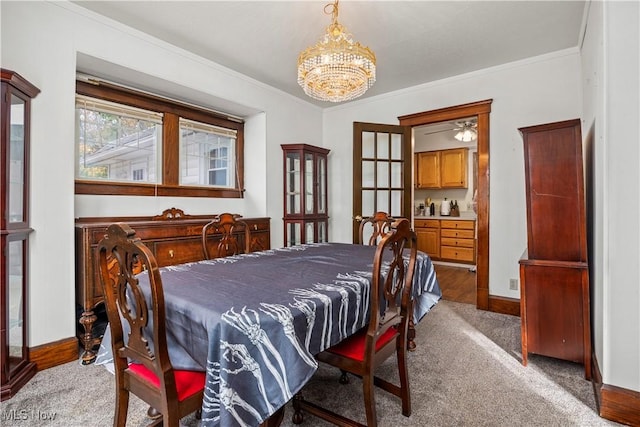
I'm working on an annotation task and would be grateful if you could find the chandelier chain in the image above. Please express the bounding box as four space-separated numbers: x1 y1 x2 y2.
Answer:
325 0 339 24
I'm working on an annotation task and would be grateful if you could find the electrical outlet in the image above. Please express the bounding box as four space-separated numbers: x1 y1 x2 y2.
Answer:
509 278 519 291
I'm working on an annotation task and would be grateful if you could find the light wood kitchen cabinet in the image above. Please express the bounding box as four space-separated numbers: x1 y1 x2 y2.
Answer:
415 151 440 189
440 148 468 188
414 148 468 189
439 219 475 263
415 219 440 259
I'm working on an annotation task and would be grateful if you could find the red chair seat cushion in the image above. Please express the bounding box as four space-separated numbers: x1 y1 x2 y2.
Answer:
128 363 206 401
326 326 398 362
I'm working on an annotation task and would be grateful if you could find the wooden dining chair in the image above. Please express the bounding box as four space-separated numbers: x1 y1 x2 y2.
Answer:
97 223 205 427
292 218 418 427
201 212 251 259
358 211 394 245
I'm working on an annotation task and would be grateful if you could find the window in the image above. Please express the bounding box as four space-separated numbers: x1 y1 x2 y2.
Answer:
75 79 244 198
132 168 145 181
179 118 236 188
76 96 162 184
209 146 231 186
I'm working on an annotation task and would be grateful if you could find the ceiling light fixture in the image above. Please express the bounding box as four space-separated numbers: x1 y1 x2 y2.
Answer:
297 0 376 103
454 122 478 142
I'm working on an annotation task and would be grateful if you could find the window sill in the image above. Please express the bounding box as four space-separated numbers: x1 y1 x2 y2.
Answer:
75 181 244 198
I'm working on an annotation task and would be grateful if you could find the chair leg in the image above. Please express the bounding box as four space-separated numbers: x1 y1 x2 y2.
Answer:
362 372 377 427
397 346 411 417
114 388 129 427
292 394 305 424
339 369 350 384
147 406 162 420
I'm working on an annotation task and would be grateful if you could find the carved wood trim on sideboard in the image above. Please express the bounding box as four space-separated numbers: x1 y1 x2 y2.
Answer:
29 337 78 371
592 350 640 426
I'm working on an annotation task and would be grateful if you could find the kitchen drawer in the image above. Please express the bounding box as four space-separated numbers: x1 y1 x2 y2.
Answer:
440 246 475 262
440 220 475 230
440 237 475 248
415 219 439 229
440 228 475 239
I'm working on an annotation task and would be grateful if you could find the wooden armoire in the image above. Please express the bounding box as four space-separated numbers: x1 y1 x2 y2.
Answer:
518 118 591 379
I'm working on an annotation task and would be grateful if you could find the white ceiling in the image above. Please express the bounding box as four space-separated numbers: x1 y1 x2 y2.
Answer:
71 1 586 108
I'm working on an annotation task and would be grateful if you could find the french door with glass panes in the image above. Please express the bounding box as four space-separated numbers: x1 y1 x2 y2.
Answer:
353 123 412 243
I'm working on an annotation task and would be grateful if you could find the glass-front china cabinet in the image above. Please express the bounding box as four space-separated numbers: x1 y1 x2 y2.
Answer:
1 69 39 401
281 144 330 246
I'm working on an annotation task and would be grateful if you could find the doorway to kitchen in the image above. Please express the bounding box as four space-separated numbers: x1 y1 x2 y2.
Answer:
399 99 492 311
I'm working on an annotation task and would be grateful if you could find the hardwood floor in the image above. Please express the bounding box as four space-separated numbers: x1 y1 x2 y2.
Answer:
433 263 476 305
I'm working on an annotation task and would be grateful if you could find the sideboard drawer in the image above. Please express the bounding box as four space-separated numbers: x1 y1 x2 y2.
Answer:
154 239 204 266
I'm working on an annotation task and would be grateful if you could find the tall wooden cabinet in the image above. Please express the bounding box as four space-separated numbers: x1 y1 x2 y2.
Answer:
1 69 40 400
282 144 330 246
518 119 591 379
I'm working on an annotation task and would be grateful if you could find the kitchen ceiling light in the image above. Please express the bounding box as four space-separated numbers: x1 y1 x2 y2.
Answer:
454 122 477 142
297 0 376 103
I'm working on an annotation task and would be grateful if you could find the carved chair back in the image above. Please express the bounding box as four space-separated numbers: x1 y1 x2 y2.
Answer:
201 213 251 259
97 223 204 427
359 211 394 245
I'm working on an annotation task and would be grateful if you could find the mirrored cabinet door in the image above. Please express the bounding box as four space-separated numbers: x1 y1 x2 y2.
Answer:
1 69 39 401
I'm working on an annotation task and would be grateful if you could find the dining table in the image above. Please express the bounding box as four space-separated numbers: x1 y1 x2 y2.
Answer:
97 242 441 427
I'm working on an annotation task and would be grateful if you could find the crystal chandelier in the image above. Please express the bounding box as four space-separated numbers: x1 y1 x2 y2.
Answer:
297 0 376 103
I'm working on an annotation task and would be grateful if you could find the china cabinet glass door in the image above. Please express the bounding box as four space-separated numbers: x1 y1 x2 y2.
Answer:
2 69 39 401
282 144 330 246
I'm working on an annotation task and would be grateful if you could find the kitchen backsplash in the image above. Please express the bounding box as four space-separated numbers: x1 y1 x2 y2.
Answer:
414 188 475 214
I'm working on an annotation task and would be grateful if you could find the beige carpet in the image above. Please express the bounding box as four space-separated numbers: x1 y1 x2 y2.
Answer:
0 301 621 427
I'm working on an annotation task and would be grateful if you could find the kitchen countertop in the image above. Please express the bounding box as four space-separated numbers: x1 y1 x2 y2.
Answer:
414 212 477 221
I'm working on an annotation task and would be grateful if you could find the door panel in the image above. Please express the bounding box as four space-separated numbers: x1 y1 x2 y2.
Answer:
353 122 411 243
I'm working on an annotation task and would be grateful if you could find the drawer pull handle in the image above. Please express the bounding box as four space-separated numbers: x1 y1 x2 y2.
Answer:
254 224 258 230
169 249 174 258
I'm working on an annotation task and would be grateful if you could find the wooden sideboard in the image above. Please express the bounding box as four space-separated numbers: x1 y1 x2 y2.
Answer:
75 208 270 364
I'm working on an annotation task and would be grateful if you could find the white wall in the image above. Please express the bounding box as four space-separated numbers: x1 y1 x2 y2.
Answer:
323 50 582 299
602 1 640 392
1 1 323 346
581 0 640 393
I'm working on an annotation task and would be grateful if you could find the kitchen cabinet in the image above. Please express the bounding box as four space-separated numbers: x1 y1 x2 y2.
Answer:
440 148 468 188
415 151 440 188
281 144 330 246
1 69 40 400
415 219 439 259
518 119 590 379
415 218 475 264
414 148 468 189
440 219 475 263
